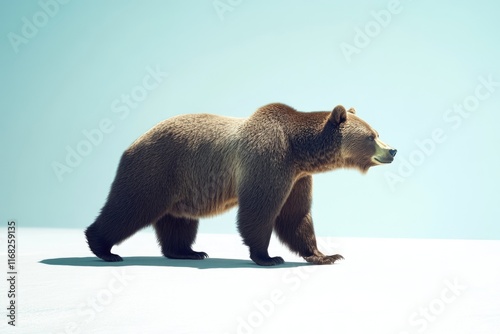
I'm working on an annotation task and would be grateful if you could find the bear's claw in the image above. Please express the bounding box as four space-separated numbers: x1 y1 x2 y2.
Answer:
304 254 344 265
191 251 209 260
100 253 123 262
251 255 285 266
164 250 209 260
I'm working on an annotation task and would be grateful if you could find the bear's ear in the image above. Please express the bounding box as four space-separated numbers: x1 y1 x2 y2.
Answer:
347 107 356 114
329 105 347 125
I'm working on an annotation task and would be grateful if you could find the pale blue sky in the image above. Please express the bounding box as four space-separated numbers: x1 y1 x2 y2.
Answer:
1 0 499 239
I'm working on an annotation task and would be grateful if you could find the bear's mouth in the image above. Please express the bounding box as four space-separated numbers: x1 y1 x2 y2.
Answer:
373 157 393 164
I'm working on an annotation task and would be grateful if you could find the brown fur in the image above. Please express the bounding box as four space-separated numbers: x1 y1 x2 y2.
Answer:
85 103 396 266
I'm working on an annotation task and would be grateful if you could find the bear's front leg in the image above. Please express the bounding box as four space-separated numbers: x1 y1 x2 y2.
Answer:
237 205 285 266
236 172 294 266
154 214 208 260
274 175 344 265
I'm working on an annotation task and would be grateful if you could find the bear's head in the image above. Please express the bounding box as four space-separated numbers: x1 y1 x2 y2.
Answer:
329 105 397 173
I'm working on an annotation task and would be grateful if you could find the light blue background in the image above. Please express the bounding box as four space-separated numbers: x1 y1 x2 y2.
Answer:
1 0 499 239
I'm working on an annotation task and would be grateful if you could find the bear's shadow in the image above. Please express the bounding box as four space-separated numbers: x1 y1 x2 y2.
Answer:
39 256 311 269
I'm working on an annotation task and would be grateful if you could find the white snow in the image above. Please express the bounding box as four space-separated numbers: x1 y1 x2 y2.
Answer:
1 228 499 334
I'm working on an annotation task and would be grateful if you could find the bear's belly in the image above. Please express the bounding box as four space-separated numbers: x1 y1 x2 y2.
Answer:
170 194 239 219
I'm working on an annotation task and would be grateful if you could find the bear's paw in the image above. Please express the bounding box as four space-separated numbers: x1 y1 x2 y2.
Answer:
303 254 344 265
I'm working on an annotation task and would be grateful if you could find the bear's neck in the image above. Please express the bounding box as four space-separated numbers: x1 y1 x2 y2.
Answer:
289 115 344 174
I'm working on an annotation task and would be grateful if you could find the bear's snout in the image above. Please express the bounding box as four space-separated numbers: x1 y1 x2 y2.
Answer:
372 138 396 165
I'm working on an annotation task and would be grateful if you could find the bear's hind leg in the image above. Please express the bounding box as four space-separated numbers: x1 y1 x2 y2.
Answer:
86 196 168 262
154 214 208 260
274 175 343 265
85 221 123 262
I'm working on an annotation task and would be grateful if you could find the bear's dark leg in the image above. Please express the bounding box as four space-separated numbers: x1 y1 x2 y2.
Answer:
237 175 293 266
86 198 166 262
85 219 123 262
86 175 171 262
154 214 208 260
274 175 343 265
238 213 283 266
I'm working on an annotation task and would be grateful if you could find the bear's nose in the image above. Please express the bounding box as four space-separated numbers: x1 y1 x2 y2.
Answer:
389 149 397 157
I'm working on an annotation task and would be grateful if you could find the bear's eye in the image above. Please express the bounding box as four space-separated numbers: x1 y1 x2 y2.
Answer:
368 135 375 141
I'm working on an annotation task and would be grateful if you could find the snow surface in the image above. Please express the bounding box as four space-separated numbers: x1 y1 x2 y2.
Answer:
0 228 499 334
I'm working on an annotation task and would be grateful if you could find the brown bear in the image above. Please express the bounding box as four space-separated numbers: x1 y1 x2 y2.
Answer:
85 103 396 266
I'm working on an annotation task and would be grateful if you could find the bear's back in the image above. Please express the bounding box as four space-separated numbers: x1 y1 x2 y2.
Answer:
132 113 244 148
